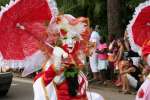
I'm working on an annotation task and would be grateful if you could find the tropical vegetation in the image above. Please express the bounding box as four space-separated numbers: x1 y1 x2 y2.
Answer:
0 0 146 37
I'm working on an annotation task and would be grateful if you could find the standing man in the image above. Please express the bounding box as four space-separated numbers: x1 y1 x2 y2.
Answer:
89 25 101 82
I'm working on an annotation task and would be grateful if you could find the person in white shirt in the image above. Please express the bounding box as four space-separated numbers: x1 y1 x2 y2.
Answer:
89 25 101 82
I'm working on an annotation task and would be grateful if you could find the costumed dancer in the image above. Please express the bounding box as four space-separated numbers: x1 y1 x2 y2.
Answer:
33 15 104 100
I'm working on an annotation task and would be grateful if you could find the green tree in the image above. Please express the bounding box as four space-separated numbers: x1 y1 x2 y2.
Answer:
0 0 146 38
0 0 10 10
123 0 146 27
56 0 108 37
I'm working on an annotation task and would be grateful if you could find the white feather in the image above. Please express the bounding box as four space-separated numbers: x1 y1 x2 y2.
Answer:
47 0 59 24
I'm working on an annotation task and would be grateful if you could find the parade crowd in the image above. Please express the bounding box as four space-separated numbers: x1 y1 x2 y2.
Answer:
87 25 149 94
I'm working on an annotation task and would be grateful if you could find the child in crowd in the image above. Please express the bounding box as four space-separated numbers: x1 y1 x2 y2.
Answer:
96 36 108 85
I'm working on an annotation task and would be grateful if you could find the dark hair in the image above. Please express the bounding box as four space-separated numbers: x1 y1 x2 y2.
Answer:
100 36 106 44
128 58 133 64
108 34 115 42
117 38 125 48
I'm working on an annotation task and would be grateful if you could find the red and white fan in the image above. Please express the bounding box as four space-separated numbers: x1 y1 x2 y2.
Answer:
127 1 150 57
0 0 58 76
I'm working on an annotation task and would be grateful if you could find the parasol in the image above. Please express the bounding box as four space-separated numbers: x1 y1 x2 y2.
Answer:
127 1 150 56
0 0 58 76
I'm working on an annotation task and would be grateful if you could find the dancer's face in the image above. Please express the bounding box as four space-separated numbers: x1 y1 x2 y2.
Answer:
62 35 77 53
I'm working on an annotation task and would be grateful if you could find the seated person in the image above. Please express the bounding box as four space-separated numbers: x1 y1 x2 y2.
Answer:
120 59 143 93
142 66 150 79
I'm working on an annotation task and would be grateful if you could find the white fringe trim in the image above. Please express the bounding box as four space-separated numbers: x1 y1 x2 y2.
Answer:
0 50 46 76
126 1 150 55
47 0 59 24
0 0 20 20
0 0 59 21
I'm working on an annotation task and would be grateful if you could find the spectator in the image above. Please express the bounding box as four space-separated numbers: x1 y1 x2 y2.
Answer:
89 25 101 82
96 36 108 85
114 38 125 86
115 38 125 66
124 31 140 67
120 59 143 94
142 66 150 79
108 34 116 81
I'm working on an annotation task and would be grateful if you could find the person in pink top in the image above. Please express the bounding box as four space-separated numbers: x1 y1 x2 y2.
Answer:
96 36 108 84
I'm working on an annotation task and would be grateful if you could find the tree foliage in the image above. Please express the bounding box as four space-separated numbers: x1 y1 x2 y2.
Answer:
0 0 10 10
123 0 145 26
0 0 146 37
56 0 107 37
56 0 144 37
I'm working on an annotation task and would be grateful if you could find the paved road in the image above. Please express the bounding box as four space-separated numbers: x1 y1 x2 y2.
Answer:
90 87 135 100
1 78 33 100
0 78 135 100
